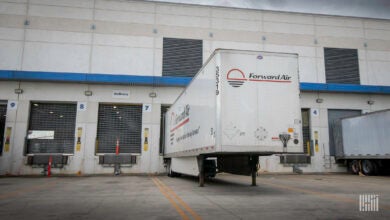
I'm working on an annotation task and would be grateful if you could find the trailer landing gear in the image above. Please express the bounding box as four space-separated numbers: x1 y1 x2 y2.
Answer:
250 156 259 186
197 155 205 187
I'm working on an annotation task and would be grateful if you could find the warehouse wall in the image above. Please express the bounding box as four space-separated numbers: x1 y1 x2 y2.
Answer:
0 81 183 175
1 0 390 84
0 0 390 174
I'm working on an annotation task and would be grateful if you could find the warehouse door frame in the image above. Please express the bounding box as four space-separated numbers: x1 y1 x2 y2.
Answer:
0 101 7 155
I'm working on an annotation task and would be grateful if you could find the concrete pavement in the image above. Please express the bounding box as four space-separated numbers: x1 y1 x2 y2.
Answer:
0 174 389 219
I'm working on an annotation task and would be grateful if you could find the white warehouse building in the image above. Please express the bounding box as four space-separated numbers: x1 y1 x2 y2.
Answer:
0 0 389 175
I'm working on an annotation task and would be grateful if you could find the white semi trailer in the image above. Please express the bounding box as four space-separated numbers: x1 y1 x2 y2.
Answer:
163 49 303 186
333 109 390 175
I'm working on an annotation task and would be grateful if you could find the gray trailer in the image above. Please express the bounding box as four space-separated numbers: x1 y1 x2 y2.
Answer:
333 109 390 175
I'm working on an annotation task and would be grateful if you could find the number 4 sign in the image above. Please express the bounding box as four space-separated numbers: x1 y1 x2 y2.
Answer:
143 104 152 112
311 108 319 117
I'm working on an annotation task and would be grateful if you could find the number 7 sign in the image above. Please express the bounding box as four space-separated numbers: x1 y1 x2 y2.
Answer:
143 104 152 112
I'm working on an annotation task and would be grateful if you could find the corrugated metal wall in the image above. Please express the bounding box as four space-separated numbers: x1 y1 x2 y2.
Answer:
324 48 360 84
96 104 142 154
162 37 203 77
27 102 77 154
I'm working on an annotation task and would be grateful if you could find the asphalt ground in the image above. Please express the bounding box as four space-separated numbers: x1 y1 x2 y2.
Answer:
0 173 389 220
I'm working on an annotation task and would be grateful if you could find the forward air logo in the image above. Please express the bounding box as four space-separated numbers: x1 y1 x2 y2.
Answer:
227 68 292 88
227 69 247 88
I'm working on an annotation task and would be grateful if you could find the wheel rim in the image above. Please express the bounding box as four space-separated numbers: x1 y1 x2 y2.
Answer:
362 160 373 174
351 161 359 174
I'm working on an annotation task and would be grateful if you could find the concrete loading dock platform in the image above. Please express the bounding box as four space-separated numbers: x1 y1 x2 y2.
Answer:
0 174 389 219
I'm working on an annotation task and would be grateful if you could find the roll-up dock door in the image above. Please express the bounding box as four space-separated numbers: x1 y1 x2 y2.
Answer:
27 102 77 154
0 102 7 155
96 104 142 154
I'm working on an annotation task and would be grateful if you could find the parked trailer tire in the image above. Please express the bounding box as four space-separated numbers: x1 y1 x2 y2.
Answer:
362 160 377 176
348 160 359 175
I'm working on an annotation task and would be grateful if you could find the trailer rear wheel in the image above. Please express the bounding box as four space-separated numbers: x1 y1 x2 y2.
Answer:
348 160 359 175
362 160 377 176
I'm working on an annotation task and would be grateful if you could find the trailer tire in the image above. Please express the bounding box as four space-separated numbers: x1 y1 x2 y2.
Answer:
348 160 359 175
362 160 377 176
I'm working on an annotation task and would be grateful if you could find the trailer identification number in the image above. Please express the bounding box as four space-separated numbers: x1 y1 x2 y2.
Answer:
216 66 220 95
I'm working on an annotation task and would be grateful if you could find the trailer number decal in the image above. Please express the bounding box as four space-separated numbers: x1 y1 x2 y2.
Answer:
216 66 220 95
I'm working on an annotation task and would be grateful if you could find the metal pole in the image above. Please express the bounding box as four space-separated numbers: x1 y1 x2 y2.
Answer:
114 138 120 175
197 155 205 187
250 155 259 186
47 156 52 177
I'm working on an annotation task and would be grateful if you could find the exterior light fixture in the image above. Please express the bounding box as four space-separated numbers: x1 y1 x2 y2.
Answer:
84 90 93 96
367 100 374 105
149 92 157 98
316 98 323 103
14 88 23 94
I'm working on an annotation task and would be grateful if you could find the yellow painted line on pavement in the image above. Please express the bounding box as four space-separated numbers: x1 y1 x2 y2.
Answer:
151 176 202 220
154 177 202 220
151 177 189 220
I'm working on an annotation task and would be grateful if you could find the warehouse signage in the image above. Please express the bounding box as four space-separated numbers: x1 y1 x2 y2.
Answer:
112 90 130 99
8 101 18 110
27 130 54 139
78 102 87 111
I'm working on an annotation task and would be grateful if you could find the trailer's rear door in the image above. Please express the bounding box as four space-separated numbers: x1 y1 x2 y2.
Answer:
220 51 302 154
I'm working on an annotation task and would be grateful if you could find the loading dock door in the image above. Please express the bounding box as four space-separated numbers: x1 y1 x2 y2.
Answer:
159 105 170 155
301 109 311 155
96 104 142 154
0 103 6 155
27 102 77 154
328 109 361 156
